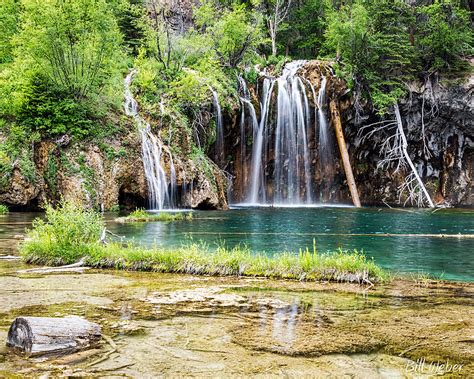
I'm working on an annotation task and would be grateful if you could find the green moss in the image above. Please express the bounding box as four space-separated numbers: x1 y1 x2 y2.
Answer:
77 153 97 201
0 204 9 214
18 149 37 183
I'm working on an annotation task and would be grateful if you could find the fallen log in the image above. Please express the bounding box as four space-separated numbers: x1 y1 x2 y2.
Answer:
7 316 101 356
329 99 362 208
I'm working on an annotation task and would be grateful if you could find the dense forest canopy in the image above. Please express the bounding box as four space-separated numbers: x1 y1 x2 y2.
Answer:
0 0 472 190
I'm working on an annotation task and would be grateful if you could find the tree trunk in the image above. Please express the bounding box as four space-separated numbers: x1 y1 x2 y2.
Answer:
329 99 362 207
7 316 101 356
394 103 435 208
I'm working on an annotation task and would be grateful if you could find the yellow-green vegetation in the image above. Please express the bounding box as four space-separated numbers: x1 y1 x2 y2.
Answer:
116 208 193 223
20 202 386 283
0 204 9 214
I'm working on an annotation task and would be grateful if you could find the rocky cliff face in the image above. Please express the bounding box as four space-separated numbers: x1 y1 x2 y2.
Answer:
344 72 473 207
226 60 473 207
0 128 228 211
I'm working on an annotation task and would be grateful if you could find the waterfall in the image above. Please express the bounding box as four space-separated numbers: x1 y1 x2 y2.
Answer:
211 89 224 167
318 76 332 168
248 78 275 203
247 61 316 205
238 76 259 192
124 70 176 210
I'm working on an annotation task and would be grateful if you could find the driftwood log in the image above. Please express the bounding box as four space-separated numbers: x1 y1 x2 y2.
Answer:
7 316 101 356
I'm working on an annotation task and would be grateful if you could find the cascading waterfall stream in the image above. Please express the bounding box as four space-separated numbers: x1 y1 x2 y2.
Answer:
246 61 321 205
211 88 224 167
248 78 275 204
317 76 333 168
124 70 176 210
238 76 259 191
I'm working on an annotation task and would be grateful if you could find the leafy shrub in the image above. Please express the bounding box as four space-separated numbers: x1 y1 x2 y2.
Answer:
17 75 96 139
23 201 104 258
0 204 9 214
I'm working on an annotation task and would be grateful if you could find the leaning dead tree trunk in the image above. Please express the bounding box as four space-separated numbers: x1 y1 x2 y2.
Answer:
394 104 435 208
330 99 362 207
357 103 435 208
7 316 101 356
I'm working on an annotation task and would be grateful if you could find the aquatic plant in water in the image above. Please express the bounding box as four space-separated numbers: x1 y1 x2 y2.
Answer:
116 208 193 223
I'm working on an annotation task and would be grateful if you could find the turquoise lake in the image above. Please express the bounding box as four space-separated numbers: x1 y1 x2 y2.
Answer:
1 207 473 281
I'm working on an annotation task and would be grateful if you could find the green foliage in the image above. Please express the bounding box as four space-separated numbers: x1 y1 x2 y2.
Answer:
45 153 58 195
277 0 326 58
0 122 40 187
0 0 20 64
0 204 9 214
324 0 416 112
16 0 124 99
207 3 263 68
109 204 121 212
22 201 104 263
0 0 126 143
16 74 97 138
111 0 147 56
416 0 473 73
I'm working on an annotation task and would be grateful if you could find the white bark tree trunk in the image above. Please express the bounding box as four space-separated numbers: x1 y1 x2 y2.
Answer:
394 103 435 208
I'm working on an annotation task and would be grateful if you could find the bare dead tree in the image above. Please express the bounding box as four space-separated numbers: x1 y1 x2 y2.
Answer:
266 0 291 56
147 0 186 75
358 103 435 208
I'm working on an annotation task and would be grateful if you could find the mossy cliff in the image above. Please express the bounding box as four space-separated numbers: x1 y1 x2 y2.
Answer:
0 115 228 211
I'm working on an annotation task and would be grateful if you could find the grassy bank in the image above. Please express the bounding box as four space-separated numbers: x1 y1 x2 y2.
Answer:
116 209 193 223
20 202 387 283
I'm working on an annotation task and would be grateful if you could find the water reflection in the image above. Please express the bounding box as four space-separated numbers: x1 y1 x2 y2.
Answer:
271 301 300 350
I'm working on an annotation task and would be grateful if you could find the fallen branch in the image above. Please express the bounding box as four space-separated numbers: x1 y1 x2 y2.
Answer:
330 99 361 207
17 258 89 274
0 255 21 260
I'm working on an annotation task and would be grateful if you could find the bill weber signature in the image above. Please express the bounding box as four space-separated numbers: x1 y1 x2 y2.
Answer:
406 358 463 374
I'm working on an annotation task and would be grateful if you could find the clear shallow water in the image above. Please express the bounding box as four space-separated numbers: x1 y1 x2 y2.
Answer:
1 207 473 281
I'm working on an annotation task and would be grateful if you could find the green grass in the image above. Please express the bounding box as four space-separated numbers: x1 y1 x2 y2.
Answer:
0 204 9 214
116 208 193 223
19 201 387 283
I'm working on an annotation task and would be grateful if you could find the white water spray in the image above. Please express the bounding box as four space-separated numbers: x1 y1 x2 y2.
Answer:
211 88 224 167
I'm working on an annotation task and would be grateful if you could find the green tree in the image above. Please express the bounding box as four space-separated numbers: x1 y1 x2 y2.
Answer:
195 0 263 68
277 0 326 58
416 0 473 73
16 0 123 99
323 0 416 112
